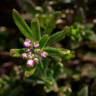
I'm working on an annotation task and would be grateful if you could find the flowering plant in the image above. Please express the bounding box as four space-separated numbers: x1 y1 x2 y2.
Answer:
9 9 74 95
1 5 93 95
0 0 95 95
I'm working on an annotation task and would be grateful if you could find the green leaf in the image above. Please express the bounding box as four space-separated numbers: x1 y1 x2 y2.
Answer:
45 15 56 34
39 14 56 34
43 47 73 59
78 85 88 96
31 18 41 41
43 47 63 57
12 9 33 40
18 0 38 15
39 34 49 48
25 67 36 78
47 30 65 45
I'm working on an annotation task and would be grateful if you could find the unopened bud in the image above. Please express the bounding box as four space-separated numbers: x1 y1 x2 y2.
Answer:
34 58 39 64
22 53 27 59
40 51 48 58
34 42 39 48
24 39 32 48
26 59 35 67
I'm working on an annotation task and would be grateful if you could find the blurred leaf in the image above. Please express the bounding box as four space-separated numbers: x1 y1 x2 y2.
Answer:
12 9 33 40
39 14 57 34
78 85 88 96
39 34 49 48
89 70 96 78
75 16 84 23
25 67 36 78
31 18 41 41
45 15 56 34
47 30 65 45
18 0 37 15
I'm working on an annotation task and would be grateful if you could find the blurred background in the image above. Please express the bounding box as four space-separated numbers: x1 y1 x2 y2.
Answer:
0 0 96 96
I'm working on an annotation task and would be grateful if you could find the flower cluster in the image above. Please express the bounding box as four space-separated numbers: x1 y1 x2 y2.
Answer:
22 39 48 67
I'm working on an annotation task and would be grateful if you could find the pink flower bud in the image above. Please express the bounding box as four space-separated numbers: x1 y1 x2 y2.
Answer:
41 51 48 58
26 59 35 67
34 42 39 48
22 53 27 59
24 39 32 48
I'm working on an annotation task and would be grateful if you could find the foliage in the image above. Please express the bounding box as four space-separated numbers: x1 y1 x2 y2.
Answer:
0 0 96 96
10 9 74 95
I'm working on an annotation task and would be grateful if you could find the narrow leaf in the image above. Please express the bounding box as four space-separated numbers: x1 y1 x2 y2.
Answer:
39 34 49 48
43 47 63 57
47 30 65 45
31 18 41 41
45 15 56 34
12 9 33 40
43 47 72 58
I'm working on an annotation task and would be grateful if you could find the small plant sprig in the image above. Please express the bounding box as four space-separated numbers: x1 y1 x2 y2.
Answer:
10 9 74 95
10 9 73 64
